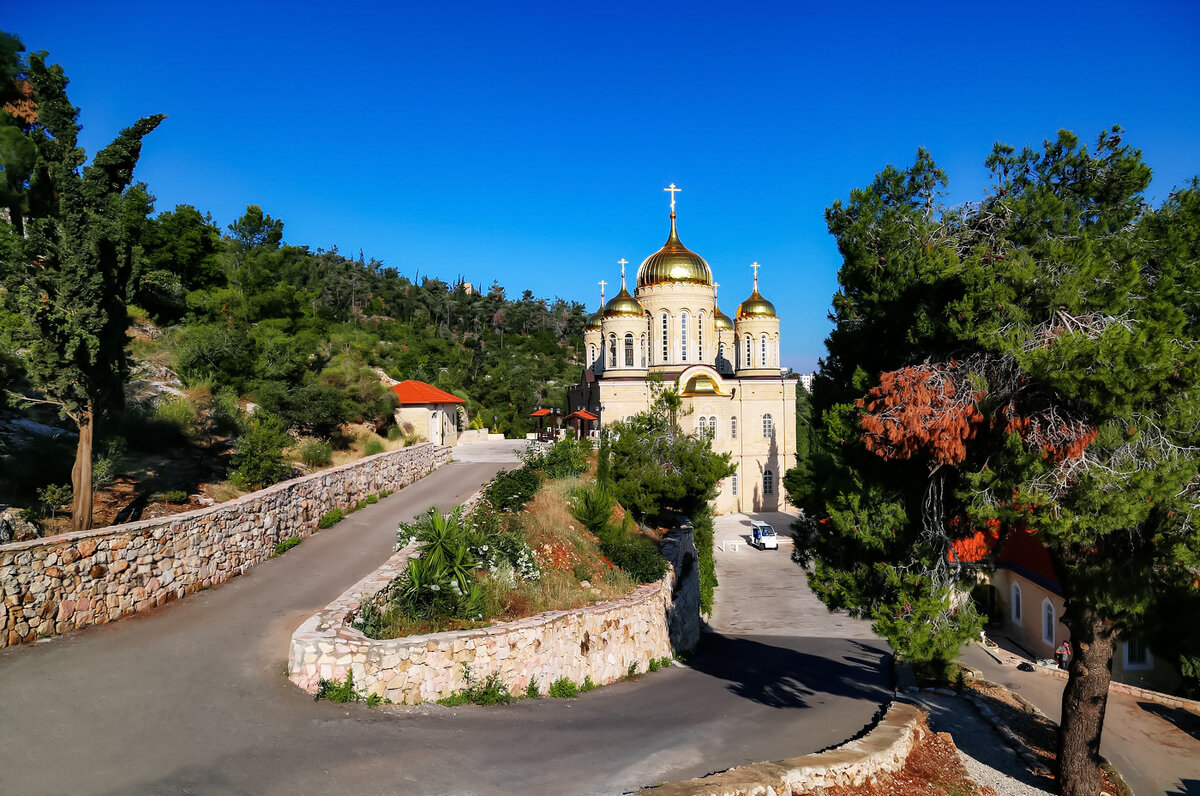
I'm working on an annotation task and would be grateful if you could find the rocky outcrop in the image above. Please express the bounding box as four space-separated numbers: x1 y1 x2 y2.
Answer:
0 507 40 545
0 443 450 648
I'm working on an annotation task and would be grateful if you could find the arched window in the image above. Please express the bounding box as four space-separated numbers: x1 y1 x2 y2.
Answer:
680 312 689 361
731 472 738 496
589 344 596 367
608 334 617 368
1042 598 1056 646
661 313 669 362
707 415 718 438
639 334 647 368
762 413 774 438
734 340 739 369
1011 582 1022 625
744 335 752 367
761 334 768 367
698 416 708 435
624 333 634 367
698 312 705 361
763 469 774 495
731 416 737 438
718 341 726 365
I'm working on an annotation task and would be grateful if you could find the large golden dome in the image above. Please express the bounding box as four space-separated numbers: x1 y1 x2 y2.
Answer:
603 286 644 317
636 215 713 288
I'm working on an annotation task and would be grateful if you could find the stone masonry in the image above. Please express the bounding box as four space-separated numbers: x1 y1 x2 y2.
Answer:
288 528 700 704
0 443 450 649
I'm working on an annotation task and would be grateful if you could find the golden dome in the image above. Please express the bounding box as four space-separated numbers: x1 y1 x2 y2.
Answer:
714 303 734 330
585 310 603 330
681 373 726 396
603 286 644 317
736 289 776 318
636 215 713 288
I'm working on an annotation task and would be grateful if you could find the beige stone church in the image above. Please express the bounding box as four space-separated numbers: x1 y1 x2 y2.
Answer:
567 187 797 514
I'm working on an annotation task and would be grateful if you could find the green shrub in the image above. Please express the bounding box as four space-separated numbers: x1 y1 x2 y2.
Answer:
364 439 385 456
319 508 344 528
387 424 403 441
648 657 660 672
91 437 127 490
365 494 379 505
658 656 672 669
32 483 71 520
300 440 333 468
274 536 301 555
690 506 718 614
522 438 589 479
436 664 514 706
314 670 360 703
547 677 579 698
391 508 487 622
230 413 293 488
484 466 542 512
580 675 596 692
523 677 541 699
601 533 667 584
155 397 199 438
569 484 616 536
626 662 639 678
163 489 189 504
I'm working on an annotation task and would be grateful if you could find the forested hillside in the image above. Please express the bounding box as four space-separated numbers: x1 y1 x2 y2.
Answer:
0 31 586 531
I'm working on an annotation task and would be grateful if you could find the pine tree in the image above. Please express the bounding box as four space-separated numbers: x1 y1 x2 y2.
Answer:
3 40 164 530
792 128 1200 796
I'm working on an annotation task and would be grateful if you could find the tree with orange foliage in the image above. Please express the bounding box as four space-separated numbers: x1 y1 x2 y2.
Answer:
790 129 1200 796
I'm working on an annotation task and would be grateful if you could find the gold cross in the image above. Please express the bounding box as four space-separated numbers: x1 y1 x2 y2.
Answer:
618 258 628 281
713 282 720 300
750 262 760 290
664 183 681 214
599 280 607 304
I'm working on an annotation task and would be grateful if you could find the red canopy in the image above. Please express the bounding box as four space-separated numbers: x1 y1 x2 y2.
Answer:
530 408 552 417
564 410 598 421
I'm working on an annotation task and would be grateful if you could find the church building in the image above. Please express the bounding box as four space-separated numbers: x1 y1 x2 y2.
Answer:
566 186 797 514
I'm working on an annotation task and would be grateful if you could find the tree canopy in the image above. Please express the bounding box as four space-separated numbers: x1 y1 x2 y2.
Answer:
791 127 1200 796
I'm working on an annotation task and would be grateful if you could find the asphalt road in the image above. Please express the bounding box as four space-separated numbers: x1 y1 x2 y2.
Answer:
0 447 892 795
962 642 1200 796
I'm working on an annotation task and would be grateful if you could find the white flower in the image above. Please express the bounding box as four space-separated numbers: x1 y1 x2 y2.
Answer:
429 584 441 592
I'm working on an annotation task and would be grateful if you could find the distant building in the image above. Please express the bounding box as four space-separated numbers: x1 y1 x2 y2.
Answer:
566 187 797 514
390 380 464 447
987 531 1180 693
799 372 815 393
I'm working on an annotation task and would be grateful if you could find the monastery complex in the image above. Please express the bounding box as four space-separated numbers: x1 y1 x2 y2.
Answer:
568 187 797 514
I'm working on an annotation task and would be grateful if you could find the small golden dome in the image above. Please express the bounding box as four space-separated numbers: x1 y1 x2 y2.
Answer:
603 287 644 317
714 306 734 330
681 374 726 396
585 310 603 330
636 215 713 288
736 289 776 318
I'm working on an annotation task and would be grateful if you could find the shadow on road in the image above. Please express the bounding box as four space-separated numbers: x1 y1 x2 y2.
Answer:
1139 701 1200 741
687 633 891 709
1167 779 1200 796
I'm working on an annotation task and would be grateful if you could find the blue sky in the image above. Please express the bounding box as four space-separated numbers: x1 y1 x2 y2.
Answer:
7 1 1199 372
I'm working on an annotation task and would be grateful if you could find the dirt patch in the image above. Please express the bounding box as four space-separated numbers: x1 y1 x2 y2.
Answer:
814 713 992 796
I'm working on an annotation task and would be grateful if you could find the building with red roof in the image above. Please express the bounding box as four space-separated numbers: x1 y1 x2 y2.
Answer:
390 380 465 446
989 530 1180 693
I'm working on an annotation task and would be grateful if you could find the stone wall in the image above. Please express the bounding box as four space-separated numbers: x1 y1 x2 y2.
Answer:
288 530 700 704
643 702 923 795
0 443 450 649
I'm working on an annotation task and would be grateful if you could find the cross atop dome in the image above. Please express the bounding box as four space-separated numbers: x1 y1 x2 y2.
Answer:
664 183 681 217
599 279 607 304
618 258 628 288
751 261 760 291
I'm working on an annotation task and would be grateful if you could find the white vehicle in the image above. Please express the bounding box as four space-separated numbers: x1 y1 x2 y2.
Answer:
750 520 779 550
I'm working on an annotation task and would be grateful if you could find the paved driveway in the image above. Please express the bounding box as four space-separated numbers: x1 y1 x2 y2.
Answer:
0 482 892 794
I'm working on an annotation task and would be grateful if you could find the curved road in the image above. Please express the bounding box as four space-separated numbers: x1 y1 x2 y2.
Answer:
0 443 891 795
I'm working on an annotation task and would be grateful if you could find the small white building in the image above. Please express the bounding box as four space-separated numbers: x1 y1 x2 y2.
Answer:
391 380 464 447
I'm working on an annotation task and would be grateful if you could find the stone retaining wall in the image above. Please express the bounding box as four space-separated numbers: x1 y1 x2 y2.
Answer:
643 702 923 795
288 529 700 704
0 443 450 649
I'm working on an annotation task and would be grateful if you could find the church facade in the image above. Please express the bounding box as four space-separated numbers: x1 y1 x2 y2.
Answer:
566 188 797 515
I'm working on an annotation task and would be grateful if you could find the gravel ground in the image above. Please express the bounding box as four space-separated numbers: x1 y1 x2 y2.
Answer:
907 692 1055 796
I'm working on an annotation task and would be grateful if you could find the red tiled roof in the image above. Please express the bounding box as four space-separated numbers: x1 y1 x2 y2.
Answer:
996 528 1062 595
530 409 552 417
390 380 465 405
565 410 598 421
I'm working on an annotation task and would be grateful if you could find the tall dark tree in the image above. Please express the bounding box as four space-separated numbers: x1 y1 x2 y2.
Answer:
3 39 163 530
791 128 1200 796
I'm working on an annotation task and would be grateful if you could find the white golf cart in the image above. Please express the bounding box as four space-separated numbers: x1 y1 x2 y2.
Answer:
749 520 779 550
